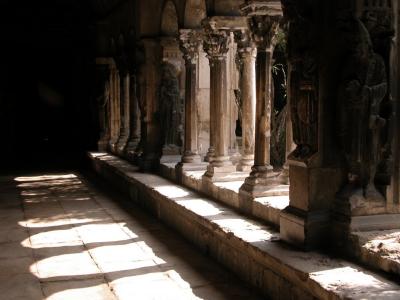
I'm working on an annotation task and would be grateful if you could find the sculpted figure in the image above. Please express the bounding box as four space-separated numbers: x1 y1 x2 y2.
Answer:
282 0 318 160
159 62 182 148
337 17 387 202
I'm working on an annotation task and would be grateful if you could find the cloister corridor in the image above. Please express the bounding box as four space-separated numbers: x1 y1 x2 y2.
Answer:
0 170 262 300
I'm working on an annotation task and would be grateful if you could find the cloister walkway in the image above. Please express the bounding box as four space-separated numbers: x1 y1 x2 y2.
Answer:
0 171 262 300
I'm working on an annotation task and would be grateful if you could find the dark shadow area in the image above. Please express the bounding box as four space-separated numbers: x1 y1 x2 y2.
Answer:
0 0 98 172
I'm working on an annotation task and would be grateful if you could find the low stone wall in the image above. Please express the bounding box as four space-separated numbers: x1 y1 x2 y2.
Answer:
89 152 400 300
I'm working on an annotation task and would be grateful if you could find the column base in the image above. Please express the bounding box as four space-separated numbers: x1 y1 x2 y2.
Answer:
176 161 208 184
239 168 287 215
138 153 160 172
280 207 330 250
125 138 140 155
277 165 290 185
109 139 119 154
239 166 279 196
98 138 109 152
204 148 215 162
162 144 182 156
229 150 242 166
116 138 129 155
236 155 254 172
203 160 237 182
181 152 202 164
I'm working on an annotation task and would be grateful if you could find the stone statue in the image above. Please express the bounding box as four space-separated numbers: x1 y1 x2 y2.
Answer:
337 17 388 203
282 0 318 161
159 62 182 151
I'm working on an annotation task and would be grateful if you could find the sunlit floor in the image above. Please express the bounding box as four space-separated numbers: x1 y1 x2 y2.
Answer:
0 172 263 300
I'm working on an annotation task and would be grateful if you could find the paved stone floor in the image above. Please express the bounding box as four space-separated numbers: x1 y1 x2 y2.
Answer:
0 172 264 300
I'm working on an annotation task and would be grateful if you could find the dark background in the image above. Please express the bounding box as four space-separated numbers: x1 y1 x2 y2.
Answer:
0 0 99 171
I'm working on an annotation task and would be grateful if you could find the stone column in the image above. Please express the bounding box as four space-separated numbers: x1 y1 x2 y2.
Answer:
234 30 257 172
108 64 120 153
125 73 141 158
202 20 237 182
116 71 131 154
178 29 202 165
239 5 282 205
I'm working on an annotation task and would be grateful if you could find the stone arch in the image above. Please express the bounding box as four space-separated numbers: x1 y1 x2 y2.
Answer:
161 1 179 36
184 0 207 29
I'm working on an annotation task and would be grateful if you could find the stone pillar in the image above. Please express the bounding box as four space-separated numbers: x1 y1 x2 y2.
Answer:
125 73 141 158
116 71 131 154
202 20 237 181
139 38 162 171
178 29 202 165
108 64 120 153
95 59 111 152
234 30 257 172
279 0 343 249
239 4 282 205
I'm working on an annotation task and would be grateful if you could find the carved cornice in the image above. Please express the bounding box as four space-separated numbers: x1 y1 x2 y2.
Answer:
179 29 202 64
240 0 282 17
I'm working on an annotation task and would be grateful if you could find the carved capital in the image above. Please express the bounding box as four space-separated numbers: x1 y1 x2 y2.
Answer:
233 30 257 58
202 19 230 60
241 1 282 51
179 29 202 64
249 15 281 51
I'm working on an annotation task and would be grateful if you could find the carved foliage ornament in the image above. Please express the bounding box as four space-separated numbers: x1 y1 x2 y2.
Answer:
248 15 281 50
233 30 256 56
202 23 230 60
179 30 202 64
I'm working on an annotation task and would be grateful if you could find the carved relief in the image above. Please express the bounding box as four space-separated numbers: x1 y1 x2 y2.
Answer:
282 0 318 160
360 0 394 186
337 14 389 203
159 62 183 151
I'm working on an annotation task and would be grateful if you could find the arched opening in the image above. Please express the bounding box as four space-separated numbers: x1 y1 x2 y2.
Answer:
184 0 207 29
161 1 179 37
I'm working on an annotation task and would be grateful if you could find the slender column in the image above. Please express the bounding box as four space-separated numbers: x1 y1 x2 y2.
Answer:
234 30 257 172
202 20 236 181
116 71 131 154
179 29 202 164
239 3 283 205
125 73 141 158
108 64 119 152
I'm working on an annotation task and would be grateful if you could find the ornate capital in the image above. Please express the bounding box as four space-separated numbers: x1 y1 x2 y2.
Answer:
249 15 281 50
202 19 230 60
241 1 282 51
179 29 202 64
233 30 256 58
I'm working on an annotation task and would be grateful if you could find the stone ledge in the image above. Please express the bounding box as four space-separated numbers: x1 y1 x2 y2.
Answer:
159 157 288 227
89 152 400 300
350 229 400 277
